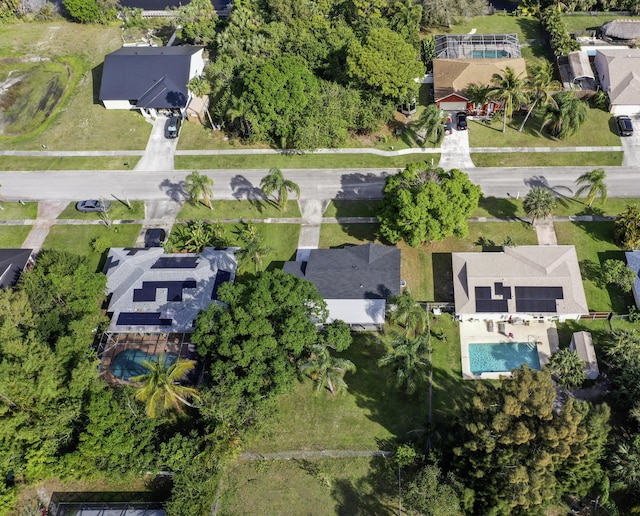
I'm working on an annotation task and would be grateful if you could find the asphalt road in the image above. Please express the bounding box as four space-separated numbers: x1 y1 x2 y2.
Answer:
1 165 638 202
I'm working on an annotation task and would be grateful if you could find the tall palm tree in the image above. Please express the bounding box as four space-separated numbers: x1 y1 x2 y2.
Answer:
412 104 446 147
518 61 557 132
490 66 528 133
523 187 557 224
259 167 300 211
574 168 608 207
391 0 422 45
299 343 356 395
378 332 431 395
541 92 587 139
388 289 428 336
130 354 200 418
185 170 214 210
547 348 586 388
465 84 493 115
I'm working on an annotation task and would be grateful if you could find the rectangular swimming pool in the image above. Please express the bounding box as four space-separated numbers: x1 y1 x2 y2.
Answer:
470 49 510 58
469 342 540 375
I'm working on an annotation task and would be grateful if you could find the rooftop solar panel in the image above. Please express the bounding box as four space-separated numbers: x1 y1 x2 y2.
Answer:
503 286 512 300
211 270 232 300
133 280 197 302
476 299 509 312
494 282 503 295
515 299 557 312
151 256 199 269
515 286 563 300
117 312 172 326
475 286 492 300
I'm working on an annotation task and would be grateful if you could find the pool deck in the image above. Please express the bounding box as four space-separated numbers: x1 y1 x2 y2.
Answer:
460 320 559 380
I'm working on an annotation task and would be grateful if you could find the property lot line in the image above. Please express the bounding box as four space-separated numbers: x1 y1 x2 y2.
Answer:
240 450 393 461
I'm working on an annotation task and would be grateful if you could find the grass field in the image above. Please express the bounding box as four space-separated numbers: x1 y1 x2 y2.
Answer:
468 107 620 148
177 200 301 219
42 224 141 273
554 221 632 313
319 223 383 249
0 202 38 220
434 14 544 42
471 151 623 167
0 22 151 150
324 200 380 218
57 201 145 220
0 226 31 247
175 153 439 170
561 14 640 34
0 156 141 171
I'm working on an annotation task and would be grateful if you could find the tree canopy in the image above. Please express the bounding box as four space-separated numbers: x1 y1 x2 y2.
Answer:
377 163 482 247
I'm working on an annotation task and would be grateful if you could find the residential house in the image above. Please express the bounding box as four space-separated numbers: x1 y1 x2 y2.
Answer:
593 48 640 114
625 250 640 309
452 246 589 323
0 248 34 289
283 243 401 329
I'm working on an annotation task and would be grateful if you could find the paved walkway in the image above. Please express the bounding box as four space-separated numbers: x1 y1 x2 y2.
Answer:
534 217 558 246
21 201 68 251
296 200 328 259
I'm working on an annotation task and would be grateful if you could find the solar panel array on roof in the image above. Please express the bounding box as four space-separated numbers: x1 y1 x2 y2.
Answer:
475 286 492 299
117 312 172 326
151 256 199 269
132 280 197 302
211 270 232 300
515 286 564 313
476 299 509 312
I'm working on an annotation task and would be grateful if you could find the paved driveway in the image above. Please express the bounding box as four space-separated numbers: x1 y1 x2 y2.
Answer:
134 116 178 171
618 112 640 166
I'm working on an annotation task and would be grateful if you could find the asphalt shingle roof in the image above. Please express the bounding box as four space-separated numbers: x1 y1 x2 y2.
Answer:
0 249 33 289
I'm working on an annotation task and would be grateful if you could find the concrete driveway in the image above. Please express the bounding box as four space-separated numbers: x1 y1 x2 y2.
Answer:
618 112 640 166
134 115 178 171
439 125 474 169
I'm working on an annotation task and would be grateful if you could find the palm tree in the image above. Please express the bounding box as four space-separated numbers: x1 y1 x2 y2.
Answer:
388 289 428 336
541 92 587 139
185 170 214 210
130 354 200 418
490 66 528 133
523 187 556 224
259 167 300 211
378 332 431 394
299 343 356 395
391 0 422 45
574 168 608 207
235 221 272 272
547 348 586 388
518 61 557 132
465 84 492 115
614 205 640 250
412 104 446 147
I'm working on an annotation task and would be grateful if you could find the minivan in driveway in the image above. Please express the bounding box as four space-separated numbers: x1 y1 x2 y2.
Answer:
167 116 182 139
616 115 634 136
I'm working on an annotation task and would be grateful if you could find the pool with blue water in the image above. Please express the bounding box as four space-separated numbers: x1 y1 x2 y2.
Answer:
111 349 178 381
469 342 540 375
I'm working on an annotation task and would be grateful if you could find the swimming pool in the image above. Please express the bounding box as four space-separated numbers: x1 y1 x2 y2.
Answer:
111 349 178 381
469 342 540 375
470 50 510 58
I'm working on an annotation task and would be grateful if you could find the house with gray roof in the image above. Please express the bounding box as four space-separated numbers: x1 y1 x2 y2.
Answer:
103 247 236 334
625 251 640 309
99 46 204 118
593 48 640 114
0 249 34 289
601 19 640 43
283 243 401 328
452 246 589 322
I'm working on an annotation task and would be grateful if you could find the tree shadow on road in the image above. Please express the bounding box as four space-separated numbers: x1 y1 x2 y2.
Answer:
160 178 186 202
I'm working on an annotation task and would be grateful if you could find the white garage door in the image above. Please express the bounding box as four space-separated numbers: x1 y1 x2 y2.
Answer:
440 101 468 111
612 105 640 116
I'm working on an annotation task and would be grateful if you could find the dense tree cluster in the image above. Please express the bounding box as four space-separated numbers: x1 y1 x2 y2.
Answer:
377 162 482 246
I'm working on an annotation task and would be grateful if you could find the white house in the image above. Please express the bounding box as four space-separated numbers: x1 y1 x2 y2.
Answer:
593 48 640 114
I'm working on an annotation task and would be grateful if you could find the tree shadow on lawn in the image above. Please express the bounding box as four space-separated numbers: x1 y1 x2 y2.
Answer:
432 253 454 302
571 220 614 244
515 18 545 41
477 196 519 219
430 363 475 435
91 63 103 105
598 249 635 313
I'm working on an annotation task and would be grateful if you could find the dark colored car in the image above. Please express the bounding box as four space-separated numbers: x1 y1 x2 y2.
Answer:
167 116 182 139
616 115 634 136
456 111 468 130
76 200 111 213
144 228 166 247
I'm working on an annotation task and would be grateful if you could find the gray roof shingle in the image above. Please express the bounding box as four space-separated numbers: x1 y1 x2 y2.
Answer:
0 249 33 289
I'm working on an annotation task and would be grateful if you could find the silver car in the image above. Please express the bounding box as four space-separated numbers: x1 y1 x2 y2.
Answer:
76 200 111 213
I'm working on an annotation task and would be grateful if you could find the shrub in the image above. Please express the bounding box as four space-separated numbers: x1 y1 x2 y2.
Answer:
91 235 111 253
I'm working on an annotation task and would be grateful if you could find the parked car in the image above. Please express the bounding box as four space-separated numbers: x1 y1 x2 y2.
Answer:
616 115 634 136
76 200 111 213
144 228 166 247
167 115 182 139
456 111 468 130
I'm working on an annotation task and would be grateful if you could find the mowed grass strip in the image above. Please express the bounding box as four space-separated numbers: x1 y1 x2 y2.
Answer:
471 151 623 167
219 456 390 516
42 224 141 273
319 223 382 248
473 197 640 219
57 201 145 220
0 202 38 220
245 333 428 453
324 200 380 218
178 199 301 219
554 221 632 313
0 156 141 171
174 153 439 170
0 226 31 247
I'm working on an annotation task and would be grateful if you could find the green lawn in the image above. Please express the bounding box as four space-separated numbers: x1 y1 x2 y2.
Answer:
0 202 38 220
323 200 380 218
0 226 31 247
42 224 141 273
471 151 623 167
177 200 301 220
438 14 544 43
57 201 145 220
319 223 382 249
175 153 439 170
468 107 620 148
554 221 632 313
561 14 640 34
0 21 151 151
0 156 140 171
219 456 391 516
